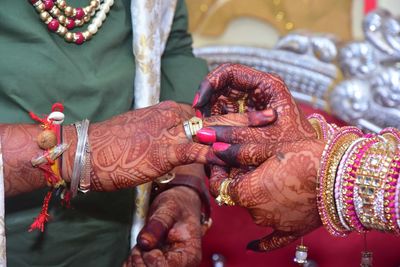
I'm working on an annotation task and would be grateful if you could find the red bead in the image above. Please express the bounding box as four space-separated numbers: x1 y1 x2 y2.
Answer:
47 19 59 32
74 32 85 45
75 8 85 20
66 18 75 30
30 0 39 4
43 0 54 10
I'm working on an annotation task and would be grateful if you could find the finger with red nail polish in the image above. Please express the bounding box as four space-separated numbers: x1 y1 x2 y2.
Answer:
196 128 216 144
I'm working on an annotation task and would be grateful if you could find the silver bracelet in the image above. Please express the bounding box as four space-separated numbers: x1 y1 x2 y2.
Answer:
70 119 90 197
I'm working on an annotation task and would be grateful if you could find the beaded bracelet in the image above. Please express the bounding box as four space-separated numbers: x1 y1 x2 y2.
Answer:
317 126 362 236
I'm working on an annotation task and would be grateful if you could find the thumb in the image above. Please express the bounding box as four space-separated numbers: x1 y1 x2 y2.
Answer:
137 201 177 251
246 230 299 252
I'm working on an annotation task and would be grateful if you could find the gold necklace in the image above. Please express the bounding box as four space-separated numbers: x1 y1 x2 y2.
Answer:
29 0 114 45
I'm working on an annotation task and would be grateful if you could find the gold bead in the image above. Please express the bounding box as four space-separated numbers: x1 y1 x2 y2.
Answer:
37 130 57 150
64 6 73 16
40 11 50 21
82 31 92 40
57 26 67 36
58 15 66 24
83 15 91 23
52 8 61 17
58 0 67 9
76 20 84 26
84 6 93 15
64 32 74 42
44 16 53 24
90 0 99 9
35 3 45 12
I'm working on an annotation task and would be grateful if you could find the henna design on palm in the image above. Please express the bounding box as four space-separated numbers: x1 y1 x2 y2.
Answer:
210 139 325 252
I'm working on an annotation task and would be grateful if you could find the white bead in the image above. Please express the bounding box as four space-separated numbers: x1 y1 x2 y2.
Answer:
92 17 102 28
88 24 98 34
103 5 110 13
105 0 114 6
295 251 308 261
99 11 106 21
47 111 65 125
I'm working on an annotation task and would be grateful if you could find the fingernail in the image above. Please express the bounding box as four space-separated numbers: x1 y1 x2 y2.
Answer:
192 93 200 108
262 108 276 117
246 240 260 252
196 128 216 144
249 108 277 126
212 142 231 152
195 109 203 119
137 235 153 251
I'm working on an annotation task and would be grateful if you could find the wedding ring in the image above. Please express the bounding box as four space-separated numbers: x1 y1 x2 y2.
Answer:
237 94 247 114
183 116 203 140
237 99 246 114
183 120 192 140
215 178 235 206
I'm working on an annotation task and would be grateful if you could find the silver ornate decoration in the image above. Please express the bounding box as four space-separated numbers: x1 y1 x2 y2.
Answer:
195 9 400 132
195 33 338 110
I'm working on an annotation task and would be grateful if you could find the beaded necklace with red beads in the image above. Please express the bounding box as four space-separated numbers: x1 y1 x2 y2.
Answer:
29 0 114 45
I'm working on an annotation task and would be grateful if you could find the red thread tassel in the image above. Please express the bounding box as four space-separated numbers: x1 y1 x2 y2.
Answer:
38 165 61 186
28 111 47 125
29 190 53 232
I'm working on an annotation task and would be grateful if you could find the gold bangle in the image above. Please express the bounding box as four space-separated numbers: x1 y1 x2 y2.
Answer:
317 126 362 236
324 134 359 233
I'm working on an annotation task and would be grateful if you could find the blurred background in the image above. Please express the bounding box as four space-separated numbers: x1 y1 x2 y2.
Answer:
187 0 400 47
187 1 400 267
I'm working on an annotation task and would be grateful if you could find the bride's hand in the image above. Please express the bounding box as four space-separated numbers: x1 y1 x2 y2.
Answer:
208 139 325 252
193 63 315 144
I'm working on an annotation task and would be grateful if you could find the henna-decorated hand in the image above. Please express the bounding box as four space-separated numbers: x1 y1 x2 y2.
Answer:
208 139 325 252
79 101 276 191
193 63 315 144
123 186 203 267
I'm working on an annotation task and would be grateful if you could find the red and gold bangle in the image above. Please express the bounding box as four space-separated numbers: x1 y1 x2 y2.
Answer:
354 137 396 231
335 137 367 231
380 127 400 145
341 136 379 232
307 113 337 141
317 126 362 236
384 151 400 234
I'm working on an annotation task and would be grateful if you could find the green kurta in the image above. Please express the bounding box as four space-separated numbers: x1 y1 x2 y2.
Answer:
0 0 208 266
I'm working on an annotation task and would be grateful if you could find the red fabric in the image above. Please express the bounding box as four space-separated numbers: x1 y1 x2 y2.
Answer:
364 0 377 14
201 104 400 267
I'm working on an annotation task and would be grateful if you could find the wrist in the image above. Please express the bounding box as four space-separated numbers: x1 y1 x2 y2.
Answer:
152 174 212 228
61 124 76 183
